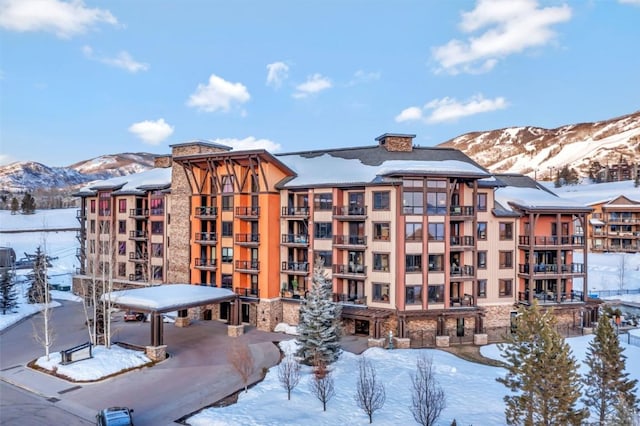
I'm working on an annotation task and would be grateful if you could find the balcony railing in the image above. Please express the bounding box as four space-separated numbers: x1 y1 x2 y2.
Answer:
518 290 584 304
235 233 260 244
129 208 149 218
332 206 367 219
282 206 310 217
518 235 585 246
195 232 217 243
194 206 218 218
150 208 164 216
449 205 474 216
282 261 309 272
518 263 585 274
235 260 260 271
129 252 148 261
332 263 367 276
129 230 148 240
235 206 260 218
128 274 146 282
235 287 260 298
333 293 367 305
450 235 474 246
195 258 217 269
450 265 474 277
281 234 309 244
333 235 367 246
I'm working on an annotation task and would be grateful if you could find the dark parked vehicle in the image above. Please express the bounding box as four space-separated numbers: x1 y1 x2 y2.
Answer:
96 407 134 425
123 311 145 322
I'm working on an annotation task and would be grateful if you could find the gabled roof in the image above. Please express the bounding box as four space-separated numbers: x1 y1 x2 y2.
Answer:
602 195 640 209
74 168 173 197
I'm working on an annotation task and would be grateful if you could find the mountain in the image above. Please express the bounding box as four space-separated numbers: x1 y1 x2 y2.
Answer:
0 153 156 193
438 111 640 179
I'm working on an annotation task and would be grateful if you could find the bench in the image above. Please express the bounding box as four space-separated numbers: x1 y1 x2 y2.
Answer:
60 342 93 365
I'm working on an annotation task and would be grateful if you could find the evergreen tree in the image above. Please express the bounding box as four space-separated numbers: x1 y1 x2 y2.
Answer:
582 311 639 424
21 192 36 214
0 270 19 314
27 246 50 304
296 257 342 366
497 300 587 425
10 197 19 215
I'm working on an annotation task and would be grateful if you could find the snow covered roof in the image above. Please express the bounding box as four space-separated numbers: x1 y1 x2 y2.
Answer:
75 168 172 196
101 284 236 313
495 174 591 212
276 146 490 187
547 180 640 205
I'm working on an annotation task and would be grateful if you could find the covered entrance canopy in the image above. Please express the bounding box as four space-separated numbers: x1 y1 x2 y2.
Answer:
102 284 238 346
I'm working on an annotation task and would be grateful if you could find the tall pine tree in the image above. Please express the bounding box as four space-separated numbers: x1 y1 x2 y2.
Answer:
497 300 587 425
0 270 19 314
296 257 342 366
27 246 51 304
582 310 638 424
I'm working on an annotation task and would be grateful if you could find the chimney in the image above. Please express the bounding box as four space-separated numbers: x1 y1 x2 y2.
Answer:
375 133 416 152
153 155 172 168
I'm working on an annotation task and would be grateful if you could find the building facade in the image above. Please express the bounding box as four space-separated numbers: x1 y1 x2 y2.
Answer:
589 195 640 253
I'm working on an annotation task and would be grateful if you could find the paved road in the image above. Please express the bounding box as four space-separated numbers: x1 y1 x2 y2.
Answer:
0 300 290 425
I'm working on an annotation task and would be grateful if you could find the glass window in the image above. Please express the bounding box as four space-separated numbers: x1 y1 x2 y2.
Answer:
151 243 163 257
315 251 332 268
151 221 163 234
426 192 447 215
90 200 96 213
152 266 163 280
478 279 487 298
405 223 423 241
90 220 95 233
499 279 512 297
402 191 424 215
428 285 444 303
428 254 444 271
373 222 390 241
477 251 487 269
406 285 422 305
117 262 126 277
118 220 126 234
426 180 446 188
428 223 445 241
221 195 233 211
314 193 333 210
221 274 233 288
118 241 126 255
221 247 233 263
150 197 164 215
118 199 127 213
499 222 513 240
373 191 390 210
222 175 234 193
477 193 487 211
405 254 422 272
373 283 390 302
373 253 390 271
314 222 332 239
222 221 233 237
477 222 487 240
99 220 110 234
499 251 513 268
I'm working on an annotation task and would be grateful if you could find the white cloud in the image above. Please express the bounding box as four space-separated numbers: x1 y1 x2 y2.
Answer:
347 70 381 86
128 119 174 145
266 62 289 88
187 74 250 113
0 0 117 38
619 0 640 5
83 45 148 73
0 153 15 166
432 0 572 74
395 94 508 124
209 136 282 152
292 74 332 99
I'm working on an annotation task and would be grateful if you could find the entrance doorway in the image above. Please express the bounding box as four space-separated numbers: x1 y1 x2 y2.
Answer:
355 319 369 336
241 303 250 323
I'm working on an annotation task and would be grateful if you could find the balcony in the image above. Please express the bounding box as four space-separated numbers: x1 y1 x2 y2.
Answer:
129 208 149 218
129 230 148 240
195 232 217 245
76 209 85 221
194 206 218 219
195 257 217 270
128 273 146 282
518 263 585 275
282 206 310 217
235 260 259 272
333 292 367 305
449 205 474 217
332 263 367 277
518 290 584 304
235 206 260 219
608 244 640 252
450 264 474 278
75 229 86 242
333 235 367 247
235 233 260 245
450 235 474 249
282 261 309 273
518 235 585 247
333 206 367 220
129 252 148 262
98 209 111 217
150 208 164 216
235 287 260 299
281 234 309 246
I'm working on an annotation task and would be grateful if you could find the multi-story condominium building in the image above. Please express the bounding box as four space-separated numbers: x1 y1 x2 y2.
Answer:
589 195 640 253
73 134 598 346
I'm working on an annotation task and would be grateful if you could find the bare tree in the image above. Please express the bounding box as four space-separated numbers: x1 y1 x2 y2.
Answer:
228 340 254 393
410 355 446 426
310 358 335 412
31 240 54 361
278 354 301 400
355 357 386 423
618 254 627 292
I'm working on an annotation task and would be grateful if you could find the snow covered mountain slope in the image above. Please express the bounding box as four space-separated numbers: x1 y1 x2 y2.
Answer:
439 111 640 178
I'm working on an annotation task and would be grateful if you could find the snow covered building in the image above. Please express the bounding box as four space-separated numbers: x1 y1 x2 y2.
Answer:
588 195 640 253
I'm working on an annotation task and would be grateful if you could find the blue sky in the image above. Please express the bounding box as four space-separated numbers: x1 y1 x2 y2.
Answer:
1 0 639 167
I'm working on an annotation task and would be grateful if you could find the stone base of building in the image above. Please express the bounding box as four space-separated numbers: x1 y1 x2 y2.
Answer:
474 333 488 345
175 317 190 327
393 337 411 349
436 335 450 348
368 338 386 348
146 345 167 362
228 324 244 337
257 298 283 332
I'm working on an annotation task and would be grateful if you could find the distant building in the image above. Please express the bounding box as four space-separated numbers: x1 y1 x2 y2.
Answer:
589 195 640 253
589 156 640 183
